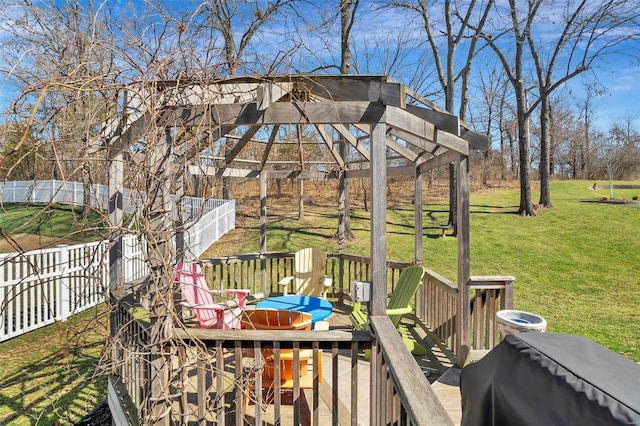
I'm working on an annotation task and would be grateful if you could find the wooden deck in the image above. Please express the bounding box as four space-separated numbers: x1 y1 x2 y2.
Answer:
239 302 463 425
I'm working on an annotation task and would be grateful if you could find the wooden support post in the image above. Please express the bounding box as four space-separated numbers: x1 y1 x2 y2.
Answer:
414 166 423 265
173 135 184 321
108 154 124 290
147 129 174 268
174 144 185 264
146 129 174 424
338 169 347 254
370 121 387 316
260 171 267 294
456 154 471 366
369 120 387 426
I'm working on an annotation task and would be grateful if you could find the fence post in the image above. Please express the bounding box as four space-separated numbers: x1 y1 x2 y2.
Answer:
57 245 71 321
122 235 131 282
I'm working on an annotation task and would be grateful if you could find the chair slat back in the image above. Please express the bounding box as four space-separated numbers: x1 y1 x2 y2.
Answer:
386 266 426 327
176 261 218 327
294 248 327 297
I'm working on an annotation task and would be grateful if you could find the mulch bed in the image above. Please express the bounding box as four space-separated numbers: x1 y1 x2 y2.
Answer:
581 199 640 205
76 403 112 426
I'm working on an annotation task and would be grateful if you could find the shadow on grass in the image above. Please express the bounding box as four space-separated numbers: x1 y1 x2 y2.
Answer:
0 310 107 425
470 204 520 214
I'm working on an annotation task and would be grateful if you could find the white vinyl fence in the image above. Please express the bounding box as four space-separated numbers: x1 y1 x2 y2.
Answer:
0 180 235 342
0 240 106 342
0 179 226 222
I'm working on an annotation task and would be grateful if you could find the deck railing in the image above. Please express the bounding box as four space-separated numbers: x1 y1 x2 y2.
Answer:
110 254 515 424
369 315 453 425
199 252 410 300
109 286 451 425
199 253 514 361
414 271 514 360
468 276 515 350
415 269 459 354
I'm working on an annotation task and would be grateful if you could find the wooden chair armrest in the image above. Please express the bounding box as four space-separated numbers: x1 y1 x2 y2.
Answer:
181 301 228 310
322 276 333 287
207 288 250 307
278 276 294 295
246 292 265 304
278 276 294 286
385 306 412 316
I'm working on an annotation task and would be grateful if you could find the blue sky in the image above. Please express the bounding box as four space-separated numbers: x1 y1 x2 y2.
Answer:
1 0 638 134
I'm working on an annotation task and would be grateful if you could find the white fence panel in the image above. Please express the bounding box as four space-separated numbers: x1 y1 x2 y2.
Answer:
0 180 235 342
182 199 235 260
0 241 108 342
123 235 148 282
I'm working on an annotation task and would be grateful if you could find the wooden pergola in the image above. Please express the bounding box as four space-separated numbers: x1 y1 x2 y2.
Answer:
101 74 489 363
96 75 522 425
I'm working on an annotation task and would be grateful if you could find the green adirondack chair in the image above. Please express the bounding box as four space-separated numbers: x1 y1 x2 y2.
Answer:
350 265 427 355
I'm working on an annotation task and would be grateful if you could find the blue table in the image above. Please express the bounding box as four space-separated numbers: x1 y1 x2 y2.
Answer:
256 295 333 324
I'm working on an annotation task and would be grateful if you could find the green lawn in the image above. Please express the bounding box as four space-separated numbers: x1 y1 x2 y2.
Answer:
208 180 640 361
0 306 108 425
0 203 107 242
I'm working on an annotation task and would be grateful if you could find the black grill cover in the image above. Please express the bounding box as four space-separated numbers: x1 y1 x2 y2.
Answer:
460 332 640 426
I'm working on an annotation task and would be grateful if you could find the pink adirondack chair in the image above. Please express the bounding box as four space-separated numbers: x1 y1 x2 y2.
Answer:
176 261 249 330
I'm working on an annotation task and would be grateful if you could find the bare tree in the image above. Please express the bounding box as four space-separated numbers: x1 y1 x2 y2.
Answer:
193 0 300 199
608 113 640 179
338 0 359 243
525 0 640 208
478 0 544 216
575 82 607 179
471 62 513 184
0 0 116 213
387 0 494 232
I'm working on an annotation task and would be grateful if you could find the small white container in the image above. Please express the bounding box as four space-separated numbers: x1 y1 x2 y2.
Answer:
496 310 547 336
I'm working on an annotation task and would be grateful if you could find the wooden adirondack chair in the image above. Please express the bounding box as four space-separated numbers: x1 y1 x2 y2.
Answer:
278 248 332 298
350 265 427 355
176 261 249 330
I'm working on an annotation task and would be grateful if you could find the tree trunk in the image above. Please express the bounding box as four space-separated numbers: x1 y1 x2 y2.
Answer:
538 94 552 207
81 162 92 219
361 177 368 212
297 179 304 220
517 97 535 216
338 0 357 241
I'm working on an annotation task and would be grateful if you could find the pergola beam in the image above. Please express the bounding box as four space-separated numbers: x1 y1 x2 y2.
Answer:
316 124 345 168
224 125 261 165
333 123 371 162
260 125 280 170
353 123 421 163
386 106 468 155
158 102 386 128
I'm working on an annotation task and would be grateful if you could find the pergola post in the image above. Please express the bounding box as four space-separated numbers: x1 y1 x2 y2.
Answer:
456 154 471 366
260 171 267 293
146 129 174 424
369 120 387 426
108 153 124 290
174 142 185 264
414 166 423 265
369 121 387 316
